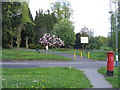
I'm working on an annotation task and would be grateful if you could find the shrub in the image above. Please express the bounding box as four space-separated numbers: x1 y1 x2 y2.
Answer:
36 44 44 49
2 43 11 49
28 44 36 49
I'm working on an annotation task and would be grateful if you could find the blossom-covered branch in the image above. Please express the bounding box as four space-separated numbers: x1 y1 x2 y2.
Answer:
39 33 65 47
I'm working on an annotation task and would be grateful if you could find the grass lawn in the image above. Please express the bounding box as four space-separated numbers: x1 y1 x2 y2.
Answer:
98 67 119 88
2 67 92 88
48 48 82 53
50 49 112 61
2 49 71 61
75 50 116 61
82 51 108 60
49 48 108 61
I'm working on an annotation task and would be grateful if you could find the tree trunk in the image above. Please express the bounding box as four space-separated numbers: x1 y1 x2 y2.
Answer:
26 36 29 49
10 37 13 48
17 24 23 50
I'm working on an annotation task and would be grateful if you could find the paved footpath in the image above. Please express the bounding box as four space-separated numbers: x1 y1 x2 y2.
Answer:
2 49 117 88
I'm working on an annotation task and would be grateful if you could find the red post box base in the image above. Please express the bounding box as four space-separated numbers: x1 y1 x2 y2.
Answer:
106 71 114 76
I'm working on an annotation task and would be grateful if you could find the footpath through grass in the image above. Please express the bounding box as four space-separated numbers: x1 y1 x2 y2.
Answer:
2 49 71 61
2 67 92 88
98 67 119 88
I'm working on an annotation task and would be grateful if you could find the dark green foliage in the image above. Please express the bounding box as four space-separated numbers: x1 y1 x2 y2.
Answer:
28 8 33 21
74 33 81 49
2 2 22 48
28 44 36 49
2 43 11 49
2 2 31 49
22 22 35 37
34 9 57 42
21 22 36 48
36 44 44 49
75 26 107 49
52 19 75 48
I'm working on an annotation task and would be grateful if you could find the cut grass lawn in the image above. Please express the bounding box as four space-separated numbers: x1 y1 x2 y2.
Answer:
50 48 109 61
75 50 115 61
2 67 92 88
2 49 71 61
82 51 107 60
98 67 119 88
49 48 82 53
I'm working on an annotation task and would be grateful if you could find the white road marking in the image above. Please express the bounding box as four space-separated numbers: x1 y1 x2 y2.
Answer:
49 63 83 65
0 63 28 65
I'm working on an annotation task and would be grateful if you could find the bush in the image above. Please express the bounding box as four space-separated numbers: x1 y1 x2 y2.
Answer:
28 44 36 49
2 43 11 49
36 44 44 49
54 48 66 51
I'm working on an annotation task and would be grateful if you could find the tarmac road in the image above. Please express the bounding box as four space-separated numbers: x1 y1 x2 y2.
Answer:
2 49 115 88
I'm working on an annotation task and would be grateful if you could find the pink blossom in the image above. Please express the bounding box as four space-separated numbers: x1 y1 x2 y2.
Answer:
39 33 65 47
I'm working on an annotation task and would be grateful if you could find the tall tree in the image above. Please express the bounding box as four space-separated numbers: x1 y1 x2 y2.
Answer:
16 2 31 50
51 0 73 22
34 9 57 43
2 2 22 48
75 26 105 49
44 10 57 33
52 19 75 47
21 22 35 48
75 33 81 49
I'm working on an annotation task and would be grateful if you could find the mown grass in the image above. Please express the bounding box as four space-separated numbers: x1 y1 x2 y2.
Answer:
98 67 119 88
82 51 108 60
75 50 116 61
2 67 92 88
49 48 82 53
50 49 111 61
49 48 108 61
2 49 71 61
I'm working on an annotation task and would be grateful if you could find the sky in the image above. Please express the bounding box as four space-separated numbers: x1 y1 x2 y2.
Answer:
28 0 111 37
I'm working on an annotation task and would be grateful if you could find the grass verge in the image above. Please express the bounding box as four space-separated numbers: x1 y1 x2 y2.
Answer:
82 51 107 60
2 67 92 88
75 50 115 61
2 49 71 61
98 67 119 88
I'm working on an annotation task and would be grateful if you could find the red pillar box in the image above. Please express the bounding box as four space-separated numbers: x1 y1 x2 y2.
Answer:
106 52 114 76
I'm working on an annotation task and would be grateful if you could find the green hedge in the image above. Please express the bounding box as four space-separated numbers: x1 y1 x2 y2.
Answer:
28 44 36 49
2 43 11 49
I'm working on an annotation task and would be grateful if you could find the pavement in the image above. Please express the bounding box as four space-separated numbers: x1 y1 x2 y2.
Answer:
2 49 117 88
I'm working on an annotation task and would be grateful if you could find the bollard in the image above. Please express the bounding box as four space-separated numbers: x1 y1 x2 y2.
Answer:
80 52 82 59
74 52 76 60
88 52 90 59
106 52 114 76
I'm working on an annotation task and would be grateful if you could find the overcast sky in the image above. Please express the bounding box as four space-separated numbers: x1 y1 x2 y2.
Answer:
28 0 111 37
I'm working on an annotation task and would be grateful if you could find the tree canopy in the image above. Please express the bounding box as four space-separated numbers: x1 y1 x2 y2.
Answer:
52 19 75 47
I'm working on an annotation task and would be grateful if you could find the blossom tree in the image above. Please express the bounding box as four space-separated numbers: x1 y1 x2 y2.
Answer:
39 33 65 50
